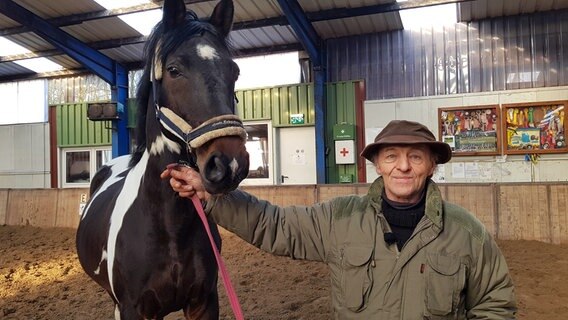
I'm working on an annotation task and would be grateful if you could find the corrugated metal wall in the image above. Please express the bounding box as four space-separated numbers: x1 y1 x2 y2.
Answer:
48 75 111 105
327 9 568 100
54 103 111 147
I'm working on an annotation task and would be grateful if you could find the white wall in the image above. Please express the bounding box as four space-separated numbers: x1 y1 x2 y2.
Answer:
364 86 568 183
0 123 50 188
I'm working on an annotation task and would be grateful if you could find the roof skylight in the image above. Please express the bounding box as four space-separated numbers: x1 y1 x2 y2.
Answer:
0 37 30 56
397 2 457 30
0 36 64 73
93 0 150 10
119 9 162 36
94 0 160 36
14 58 64 73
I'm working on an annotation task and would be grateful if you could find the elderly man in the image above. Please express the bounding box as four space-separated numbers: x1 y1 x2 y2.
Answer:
161 120 517 319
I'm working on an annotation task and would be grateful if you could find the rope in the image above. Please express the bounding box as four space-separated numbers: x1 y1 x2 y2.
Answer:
191 196 244 320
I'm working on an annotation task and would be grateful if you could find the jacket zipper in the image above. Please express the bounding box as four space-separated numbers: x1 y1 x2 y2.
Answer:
399 217 432 252
339 248 346 303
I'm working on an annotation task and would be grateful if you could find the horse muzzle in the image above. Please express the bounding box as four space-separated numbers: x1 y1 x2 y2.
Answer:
156 107 250 194
198 136 249 194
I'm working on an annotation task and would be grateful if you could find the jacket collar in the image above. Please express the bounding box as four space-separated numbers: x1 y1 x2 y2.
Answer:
368 176 444 228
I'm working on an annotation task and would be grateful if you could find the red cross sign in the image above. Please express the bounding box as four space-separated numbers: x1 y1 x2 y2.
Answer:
335 140 355 164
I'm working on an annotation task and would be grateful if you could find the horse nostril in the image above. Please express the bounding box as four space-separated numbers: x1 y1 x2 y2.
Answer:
205 155 227 183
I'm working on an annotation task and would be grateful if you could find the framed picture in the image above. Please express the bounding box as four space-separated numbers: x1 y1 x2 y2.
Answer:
438 105 500 156
501 101 567 154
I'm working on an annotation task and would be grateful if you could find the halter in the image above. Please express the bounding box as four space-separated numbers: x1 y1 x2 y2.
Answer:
150 44 247 168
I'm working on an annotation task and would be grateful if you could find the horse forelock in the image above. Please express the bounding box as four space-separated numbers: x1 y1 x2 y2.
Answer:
131 11 229 167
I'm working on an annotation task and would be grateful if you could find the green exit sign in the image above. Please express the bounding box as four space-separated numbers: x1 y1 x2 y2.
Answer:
290 113 304 124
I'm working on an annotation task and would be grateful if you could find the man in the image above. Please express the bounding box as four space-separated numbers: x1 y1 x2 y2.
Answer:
161 120 517 319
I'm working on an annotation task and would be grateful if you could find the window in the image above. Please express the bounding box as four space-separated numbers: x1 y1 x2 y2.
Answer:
61 148 112 187
242 122 273 185
65 151 90 184
0 79 47 125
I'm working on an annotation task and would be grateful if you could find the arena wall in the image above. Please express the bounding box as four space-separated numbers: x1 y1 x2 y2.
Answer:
1 183 567 244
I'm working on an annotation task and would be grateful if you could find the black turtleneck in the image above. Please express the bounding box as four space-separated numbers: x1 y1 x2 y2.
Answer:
381 188 426 250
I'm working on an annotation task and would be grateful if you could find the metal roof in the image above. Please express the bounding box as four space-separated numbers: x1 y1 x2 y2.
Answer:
0 0 567 82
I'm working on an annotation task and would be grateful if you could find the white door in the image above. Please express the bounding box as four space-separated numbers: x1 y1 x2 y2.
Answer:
276 127 316 185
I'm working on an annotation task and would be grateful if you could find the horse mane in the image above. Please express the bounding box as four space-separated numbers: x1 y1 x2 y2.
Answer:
129 10 227 167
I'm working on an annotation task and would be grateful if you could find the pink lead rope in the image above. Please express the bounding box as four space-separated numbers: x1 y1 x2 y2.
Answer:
191 196 244 320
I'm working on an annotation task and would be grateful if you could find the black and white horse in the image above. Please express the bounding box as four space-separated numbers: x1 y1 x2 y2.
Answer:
76 0 249 319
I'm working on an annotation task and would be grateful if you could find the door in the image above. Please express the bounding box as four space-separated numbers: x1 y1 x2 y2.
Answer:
276 126 316 185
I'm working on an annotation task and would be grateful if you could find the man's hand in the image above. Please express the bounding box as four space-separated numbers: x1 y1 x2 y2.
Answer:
160 164 211 201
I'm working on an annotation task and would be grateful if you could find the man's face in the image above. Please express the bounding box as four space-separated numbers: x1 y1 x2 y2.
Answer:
374 144 436 204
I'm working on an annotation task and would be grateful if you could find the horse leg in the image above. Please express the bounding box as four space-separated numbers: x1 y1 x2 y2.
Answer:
183 291 219 320
116 302 144 320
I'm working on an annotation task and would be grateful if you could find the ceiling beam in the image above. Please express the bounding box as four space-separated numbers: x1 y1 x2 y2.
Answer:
0 0 124 84
0 0 476 38
307 0 477 21
0 35 309 64
277 0 321 62
0 0 211 37
0 68 91 84
0 41 304 83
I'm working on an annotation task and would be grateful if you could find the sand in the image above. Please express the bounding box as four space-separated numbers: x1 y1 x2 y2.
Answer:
1 225 567 319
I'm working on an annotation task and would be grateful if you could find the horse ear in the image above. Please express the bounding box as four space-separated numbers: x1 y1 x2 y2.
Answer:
209 0 234 37
162 0 186 31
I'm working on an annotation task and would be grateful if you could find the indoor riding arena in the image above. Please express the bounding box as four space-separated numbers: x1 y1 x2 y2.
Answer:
2 185 568 319
2 0 568 319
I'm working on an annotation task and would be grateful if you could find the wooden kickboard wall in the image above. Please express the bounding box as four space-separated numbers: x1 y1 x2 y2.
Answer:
1 183 567 244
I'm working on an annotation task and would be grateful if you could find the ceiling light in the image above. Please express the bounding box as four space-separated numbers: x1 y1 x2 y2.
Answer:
0 37 30 56
398 3 457 29
14 58 64 73
119 10 162 36
93 0 150 10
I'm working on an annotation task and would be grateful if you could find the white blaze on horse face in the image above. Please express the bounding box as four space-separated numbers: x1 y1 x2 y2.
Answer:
196 44 219 60
106 150 150 301
150 133 181 155
81 156 130 220
229 158 239 179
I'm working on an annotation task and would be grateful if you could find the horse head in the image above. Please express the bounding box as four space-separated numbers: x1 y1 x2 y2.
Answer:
135 0 249 194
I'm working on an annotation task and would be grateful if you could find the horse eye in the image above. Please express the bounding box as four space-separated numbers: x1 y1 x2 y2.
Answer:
167 66 181 78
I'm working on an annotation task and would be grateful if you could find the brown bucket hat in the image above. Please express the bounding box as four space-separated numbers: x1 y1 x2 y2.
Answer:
360 120 452 164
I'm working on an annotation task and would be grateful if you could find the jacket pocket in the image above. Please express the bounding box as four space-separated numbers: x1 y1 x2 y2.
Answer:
341 246 374 312
425 253 463 318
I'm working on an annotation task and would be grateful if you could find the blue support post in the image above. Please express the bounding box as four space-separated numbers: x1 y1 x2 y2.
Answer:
313 64 327 184
112 64 130 157
277 0 327 183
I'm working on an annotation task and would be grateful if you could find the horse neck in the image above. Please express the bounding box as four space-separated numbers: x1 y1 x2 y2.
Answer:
140 104 187 191
137 137 197 223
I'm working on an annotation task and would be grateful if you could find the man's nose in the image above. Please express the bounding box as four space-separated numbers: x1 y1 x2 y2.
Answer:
396 156 410 171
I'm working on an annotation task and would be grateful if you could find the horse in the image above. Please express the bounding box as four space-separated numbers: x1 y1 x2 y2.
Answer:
76 0 249 319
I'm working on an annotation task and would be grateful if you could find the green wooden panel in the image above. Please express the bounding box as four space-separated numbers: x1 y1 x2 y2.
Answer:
127 99 137 129
235 81 358 183
55 103 112 147
252 90 261 118
325 81 358 184
235 83 314 127
235 88 273 121
81 104 89 143
262 88 272 119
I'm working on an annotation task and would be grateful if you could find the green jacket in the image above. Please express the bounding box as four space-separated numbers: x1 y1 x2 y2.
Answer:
205 177 516 319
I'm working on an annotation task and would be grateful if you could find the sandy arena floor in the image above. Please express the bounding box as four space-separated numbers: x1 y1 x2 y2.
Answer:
1 225 567 319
